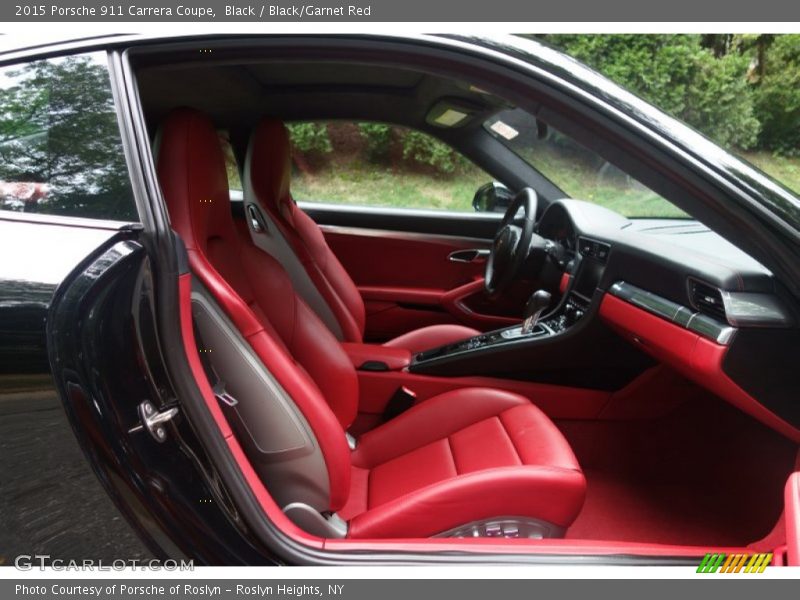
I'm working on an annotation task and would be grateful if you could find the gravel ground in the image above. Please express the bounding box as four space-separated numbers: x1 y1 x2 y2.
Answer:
0 388 152 564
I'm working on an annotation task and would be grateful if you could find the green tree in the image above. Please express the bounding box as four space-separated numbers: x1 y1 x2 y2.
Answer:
0 55 134 219
401 130 467 174
751 34 800 155
286 122 332 154
358 122 393 161
539 35 760 149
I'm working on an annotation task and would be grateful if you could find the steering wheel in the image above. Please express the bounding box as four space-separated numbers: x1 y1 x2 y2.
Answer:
484 188 538 297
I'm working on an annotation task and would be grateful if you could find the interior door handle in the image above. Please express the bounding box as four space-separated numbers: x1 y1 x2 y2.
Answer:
448 249 490 263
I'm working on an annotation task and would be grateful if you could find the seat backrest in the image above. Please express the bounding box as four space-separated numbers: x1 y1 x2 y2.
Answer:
245 118 367 343
156 108 355 511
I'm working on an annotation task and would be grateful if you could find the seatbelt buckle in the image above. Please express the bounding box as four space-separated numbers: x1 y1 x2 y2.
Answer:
382 386 417 422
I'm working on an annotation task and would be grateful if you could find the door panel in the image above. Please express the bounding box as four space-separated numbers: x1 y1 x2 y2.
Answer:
319 222 538 340
47 232 267 563
320 225 488 290
0 218 152 561
301 202 503 239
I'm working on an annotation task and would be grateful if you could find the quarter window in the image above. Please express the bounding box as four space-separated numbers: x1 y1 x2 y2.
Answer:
0 52 137 221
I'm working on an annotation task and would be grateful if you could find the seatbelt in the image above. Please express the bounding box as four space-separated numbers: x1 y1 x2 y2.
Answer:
382 386 418 422
193 320 238 408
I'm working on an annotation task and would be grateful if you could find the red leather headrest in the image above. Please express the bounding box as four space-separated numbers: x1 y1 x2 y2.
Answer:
156 108 236 253
247 117 293 221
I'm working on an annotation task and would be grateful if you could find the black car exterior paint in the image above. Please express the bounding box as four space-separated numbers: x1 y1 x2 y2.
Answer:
1 34 797 565
44 233 272 563
0 217 152 561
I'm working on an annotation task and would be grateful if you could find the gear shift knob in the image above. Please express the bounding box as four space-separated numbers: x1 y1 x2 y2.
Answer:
521 290 551 335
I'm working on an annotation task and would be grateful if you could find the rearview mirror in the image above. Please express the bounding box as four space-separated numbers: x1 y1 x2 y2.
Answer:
473 181 514 213
536 118 549 140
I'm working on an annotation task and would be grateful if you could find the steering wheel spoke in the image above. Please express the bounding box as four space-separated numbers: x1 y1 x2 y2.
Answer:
484 188 538 297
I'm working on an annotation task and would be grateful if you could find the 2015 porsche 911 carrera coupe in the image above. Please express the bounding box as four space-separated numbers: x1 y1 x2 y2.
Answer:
1 33 799 566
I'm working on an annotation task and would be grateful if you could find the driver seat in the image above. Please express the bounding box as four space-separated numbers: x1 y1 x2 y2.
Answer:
242 117 480 352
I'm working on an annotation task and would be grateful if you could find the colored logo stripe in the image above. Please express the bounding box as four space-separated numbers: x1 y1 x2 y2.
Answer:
697 553 772 573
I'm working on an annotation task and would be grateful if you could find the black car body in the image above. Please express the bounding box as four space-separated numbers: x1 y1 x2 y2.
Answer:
1 33 799 566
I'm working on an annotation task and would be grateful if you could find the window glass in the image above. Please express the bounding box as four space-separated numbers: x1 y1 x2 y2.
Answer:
0 53 137 221
485 108 687 218
285 121 491 213
219 131 242 191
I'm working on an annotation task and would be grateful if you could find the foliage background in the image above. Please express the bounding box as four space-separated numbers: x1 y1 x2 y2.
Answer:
289 34 800 173
0 56 137 220
281 35 800 213
537 34 800 156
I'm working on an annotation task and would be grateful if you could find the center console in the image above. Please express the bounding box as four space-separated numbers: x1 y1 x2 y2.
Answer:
410 237 611 372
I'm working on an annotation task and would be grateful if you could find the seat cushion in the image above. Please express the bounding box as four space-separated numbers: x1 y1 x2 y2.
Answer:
383 324 481 354
341 388 586 538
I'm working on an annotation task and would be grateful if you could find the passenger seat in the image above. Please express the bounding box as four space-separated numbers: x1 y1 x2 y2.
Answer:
156 108 586 539
242 117 481 353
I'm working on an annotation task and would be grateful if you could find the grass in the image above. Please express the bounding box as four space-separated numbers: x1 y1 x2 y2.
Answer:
293 163 488 212
739 151 800 195
523 147 687 218
239 150 800 219
291 154 688 217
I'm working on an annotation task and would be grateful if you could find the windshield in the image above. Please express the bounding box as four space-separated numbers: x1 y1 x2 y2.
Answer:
485 108 687 218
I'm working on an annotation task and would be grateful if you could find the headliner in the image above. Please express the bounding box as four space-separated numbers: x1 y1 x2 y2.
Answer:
136 58 508 136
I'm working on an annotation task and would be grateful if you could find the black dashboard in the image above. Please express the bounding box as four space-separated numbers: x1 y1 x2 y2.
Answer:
413 199 800 439
541 199 799 435
537 199 783 305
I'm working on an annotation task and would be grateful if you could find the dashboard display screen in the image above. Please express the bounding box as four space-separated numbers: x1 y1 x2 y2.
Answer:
573 259 604 300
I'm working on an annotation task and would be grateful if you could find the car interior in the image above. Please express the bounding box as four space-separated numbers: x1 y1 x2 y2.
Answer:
132 41 800 560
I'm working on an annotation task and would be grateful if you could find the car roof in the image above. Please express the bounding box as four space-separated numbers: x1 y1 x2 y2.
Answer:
0 31 795 230
0 34 136 57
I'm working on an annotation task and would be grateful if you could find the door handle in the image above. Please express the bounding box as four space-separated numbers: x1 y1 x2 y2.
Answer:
448 249 490 263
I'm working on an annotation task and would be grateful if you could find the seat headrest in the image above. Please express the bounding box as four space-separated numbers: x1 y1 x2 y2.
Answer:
156 108 235 253
246 117 293 221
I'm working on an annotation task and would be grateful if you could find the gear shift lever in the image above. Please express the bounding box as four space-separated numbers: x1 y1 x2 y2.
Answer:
520 290 551 335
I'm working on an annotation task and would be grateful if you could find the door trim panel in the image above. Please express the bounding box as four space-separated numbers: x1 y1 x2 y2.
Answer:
309 209 540 335
300 202 502 239
318 224 491 246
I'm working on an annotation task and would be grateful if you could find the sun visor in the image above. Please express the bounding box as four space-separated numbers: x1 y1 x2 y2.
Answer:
425 98 484 128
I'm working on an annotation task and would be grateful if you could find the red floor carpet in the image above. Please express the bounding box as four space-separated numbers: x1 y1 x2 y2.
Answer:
559 386 798 547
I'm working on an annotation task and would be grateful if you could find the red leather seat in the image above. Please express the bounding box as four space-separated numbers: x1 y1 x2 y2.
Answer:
341 389 586 538
156 108 585 538
244 117 480 353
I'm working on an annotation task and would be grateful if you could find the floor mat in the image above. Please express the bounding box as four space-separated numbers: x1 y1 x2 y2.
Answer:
559 386 798 546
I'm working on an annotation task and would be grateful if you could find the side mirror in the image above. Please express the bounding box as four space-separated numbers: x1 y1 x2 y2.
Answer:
472 181 514 214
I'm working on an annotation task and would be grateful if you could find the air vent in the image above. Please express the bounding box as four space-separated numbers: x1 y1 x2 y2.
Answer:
689 279 727 322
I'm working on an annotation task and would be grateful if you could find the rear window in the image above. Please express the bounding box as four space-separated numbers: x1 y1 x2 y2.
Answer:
0 52 137 221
